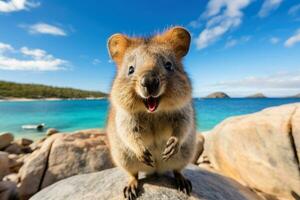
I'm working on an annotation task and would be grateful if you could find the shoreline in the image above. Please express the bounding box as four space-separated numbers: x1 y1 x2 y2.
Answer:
0 97 107 102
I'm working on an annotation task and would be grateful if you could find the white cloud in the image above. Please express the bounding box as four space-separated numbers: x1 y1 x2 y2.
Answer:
225 39 238 48
258 0 283 18
284 29 300 47
0 0 39 13
210 71 300 89
20 47 46 58
225 36 251 48
288 4 300 16
0 42 68 71
0 42 14 53
92 58 101 65
269 37 280 44
195 0 251 50
25 23 67 36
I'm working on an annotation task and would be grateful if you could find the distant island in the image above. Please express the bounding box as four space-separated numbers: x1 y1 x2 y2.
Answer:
246 93 266 98
0 81 107 100
204 92 230 99
290 93 300 98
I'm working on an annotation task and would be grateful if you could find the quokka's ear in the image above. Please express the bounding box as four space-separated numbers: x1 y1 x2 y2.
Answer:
107 34 131 65
155 26 191 58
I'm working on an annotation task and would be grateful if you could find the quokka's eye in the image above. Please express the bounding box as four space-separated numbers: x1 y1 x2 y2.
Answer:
164 61 173 71
128 66 135 75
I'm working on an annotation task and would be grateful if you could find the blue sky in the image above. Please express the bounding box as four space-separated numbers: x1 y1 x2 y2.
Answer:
0 0 300 97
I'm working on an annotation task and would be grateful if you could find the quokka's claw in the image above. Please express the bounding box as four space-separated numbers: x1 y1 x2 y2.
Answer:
123 179 139 200
162 136 178 161
138 149 154 167
174 171 192 196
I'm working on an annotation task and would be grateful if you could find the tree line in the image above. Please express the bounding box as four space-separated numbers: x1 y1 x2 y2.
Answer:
0 81 107 99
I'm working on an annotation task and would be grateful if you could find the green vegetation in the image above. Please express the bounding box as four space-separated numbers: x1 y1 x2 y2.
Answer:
0 81 107 99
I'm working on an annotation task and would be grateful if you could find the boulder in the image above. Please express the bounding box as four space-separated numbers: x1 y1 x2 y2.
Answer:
201 103 300 200
0 181 19 200
0 151 10 180
40 130 113 188
18 129 113 199
31 165 261 200
18 134 60 199
0 133 14 150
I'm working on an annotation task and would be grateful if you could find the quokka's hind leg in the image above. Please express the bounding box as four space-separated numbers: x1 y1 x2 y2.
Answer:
123 173 139 200
173 170 192 196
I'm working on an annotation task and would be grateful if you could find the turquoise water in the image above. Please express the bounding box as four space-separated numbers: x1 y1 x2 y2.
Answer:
0 98 299 139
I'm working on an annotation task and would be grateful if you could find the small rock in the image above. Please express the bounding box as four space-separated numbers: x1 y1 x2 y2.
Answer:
0 181 19 200
0 151 10 180
21 146 33 154
15 138 33 147
0 133 14 150
4 143 22 154
46 128 59 136
3 173 19 183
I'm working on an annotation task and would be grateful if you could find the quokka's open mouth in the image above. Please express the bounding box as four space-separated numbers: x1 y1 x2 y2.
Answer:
144 96 159 112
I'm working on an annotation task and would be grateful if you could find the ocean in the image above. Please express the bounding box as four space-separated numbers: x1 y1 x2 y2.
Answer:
0 98 299 139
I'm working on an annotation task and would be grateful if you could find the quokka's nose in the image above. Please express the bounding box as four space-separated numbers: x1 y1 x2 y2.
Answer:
141 71 160 96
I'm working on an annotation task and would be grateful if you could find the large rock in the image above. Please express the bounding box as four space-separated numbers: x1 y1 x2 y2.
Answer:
18 129 113 199
0 133 14 150
31 165 261 200
201 103 300 200
18 134 59 199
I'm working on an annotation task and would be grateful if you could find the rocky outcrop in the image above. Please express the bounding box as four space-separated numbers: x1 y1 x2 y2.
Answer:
31 165 261 200
0 133 14 150
200 103 300 200
204 92 230 99
246 93 266 98
18 129 113 199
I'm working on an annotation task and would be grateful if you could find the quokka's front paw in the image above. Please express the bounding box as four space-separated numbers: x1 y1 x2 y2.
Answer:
137 149 154 167
123 178 139 200
162 136 179 161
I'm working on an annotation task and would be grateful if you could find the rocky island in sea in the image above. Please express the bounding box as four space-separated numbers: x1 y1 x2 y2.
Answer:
246 93 267 98
204 92 230 99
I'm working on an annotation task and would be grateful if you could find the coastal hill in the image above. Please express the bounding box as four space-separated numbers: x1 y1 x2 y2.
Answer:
290 93 300 98
0 81 107 99
246 93 266 98
204 92 230 99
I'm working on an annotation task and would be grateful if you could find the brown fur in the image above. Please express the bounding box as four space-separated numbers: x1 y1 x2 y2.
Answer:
106 26 196 199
